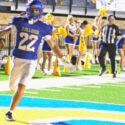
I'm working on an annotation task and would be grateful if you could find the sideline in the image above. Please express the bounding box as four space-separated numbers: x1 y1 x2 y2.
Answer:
0 74 125 91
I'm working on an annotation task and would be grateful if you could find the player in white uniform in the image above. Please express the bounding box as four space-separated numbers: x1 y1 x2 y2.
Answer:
0 0 73 121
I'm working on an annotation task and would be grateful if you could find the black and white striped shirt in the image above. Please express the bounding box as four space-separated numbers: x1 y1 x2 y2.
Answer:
101 24 119 44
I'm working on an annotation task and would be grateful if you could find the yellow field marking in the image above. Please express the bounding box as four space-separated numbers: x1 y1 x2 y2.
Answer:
0 108 125 125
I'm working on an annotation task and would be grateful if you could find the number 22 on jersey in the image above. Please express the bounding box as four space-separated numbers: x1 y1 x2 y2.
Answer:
18 32 38 52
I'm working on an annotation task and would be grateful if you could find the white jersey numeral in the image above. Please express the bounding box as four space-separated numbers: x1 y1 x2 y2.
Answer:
18 32 38 52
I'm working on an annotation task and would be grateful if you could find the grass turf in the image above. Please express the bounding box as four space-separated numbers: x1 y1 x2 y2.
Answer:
0 83 125 105
0 64 125 105
1 64 122 81
0 68 9 81
0 64 100 81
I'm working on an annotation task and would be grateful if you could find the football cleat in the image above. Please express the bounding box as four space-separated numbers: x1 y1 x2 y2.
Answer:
5 111 15 121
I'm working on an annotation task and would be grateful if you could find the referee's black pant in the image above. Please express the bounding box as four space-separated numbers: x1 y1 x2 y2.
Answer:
98 43 116 74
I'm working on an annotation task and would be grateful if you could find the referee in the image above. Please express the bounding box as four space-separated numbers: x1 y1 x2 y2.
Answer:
98 15 120 78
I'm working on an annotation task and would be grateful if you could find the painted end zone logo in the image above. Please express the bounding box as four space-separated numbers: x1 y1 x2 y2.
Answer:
29 119 125 125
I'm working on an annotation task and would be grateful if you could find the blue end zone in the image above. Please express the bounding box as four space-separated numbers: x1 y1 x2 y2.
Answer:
0 95 125 112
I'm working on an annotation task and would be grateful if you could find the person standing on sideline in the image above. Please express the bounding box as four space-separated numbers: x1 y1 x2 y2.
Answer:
98 15 120 78
64 15 78 62
40 13 55 75
91 16 102 64
0 0 73 121
75 20 88 70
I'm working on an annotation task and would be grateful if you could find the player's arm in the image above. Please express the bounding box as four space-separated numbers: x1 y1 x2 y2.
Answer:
0 25 13 37
75 27 80 36
98 16 103 31
98 25 104 42
116 26 121 36
37 43 42 65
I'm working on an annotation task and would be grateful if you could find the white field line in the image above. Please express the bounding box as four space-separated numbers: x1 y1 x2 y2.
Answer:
0 74 125 91
102 84 125 87
58 85 101 89
38 88 61 92
57 86 82 90
1 107 125 114
79 85 101 88
24 91 38 94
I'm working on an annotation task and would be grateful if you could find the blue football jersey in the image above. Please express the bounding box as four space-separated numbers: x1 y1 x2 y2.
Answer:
11 16 53 60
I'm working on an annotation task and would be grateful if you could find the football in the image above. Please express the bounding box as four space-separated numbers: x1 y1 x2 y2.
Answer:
0 38 5 49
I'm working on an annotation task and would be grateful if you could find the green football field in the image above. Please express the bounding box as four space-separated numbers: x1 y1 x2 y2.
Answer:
0 83 125 104
0 63 122 80
0 64 125 105
0 64 100 81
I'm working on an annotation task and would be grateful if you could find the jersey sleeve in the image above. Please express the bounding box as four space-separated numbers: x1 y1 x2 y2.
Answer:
45 24 53 35
10 17 18 26
43 24 53 41
10 16 23 27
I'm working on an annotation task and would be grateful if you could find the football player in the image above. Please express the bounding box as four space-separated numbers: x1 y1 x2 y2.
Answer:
0 0 73 121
